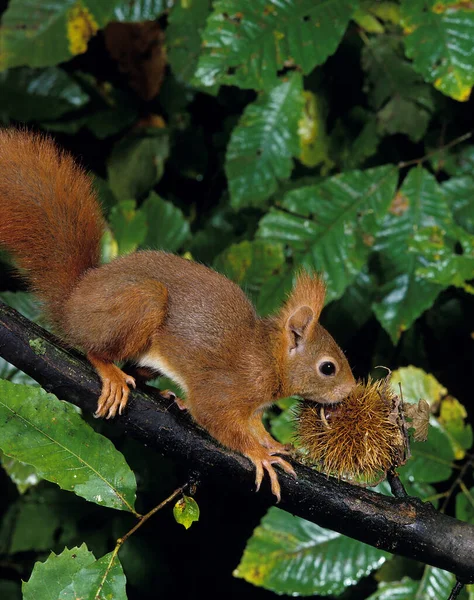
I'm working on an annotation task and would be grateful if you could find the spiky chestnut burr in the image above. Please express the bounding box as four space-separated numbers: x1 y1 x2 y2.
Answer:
294 376 410 485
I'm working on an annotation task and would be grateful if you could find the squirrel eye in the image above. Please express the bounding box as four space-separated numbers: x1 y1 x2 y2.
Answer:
319 361 336 377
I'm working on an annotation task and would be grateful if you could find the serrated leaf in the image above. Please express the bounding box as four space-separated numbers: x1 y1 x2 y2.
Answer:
195 0 357 90
141 192 190 253
0 449 40 494
0 66 88 121
23 544 96 600
0 1 116 70
173 495 200 529
225 73 304 208
113 0 171 22
0 380 137 512
401 0 474 101
235 507 388 595
373 167 447 343
214 240 285 299
58 552 127 600
456 487 474 524
107 130 169 201
109 200 148 255
167 0 211 83
258 165 398 301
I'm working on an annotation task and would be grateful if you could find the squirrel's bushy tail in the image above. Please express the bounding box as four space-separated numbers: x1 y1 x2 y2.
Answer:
0 129 105 330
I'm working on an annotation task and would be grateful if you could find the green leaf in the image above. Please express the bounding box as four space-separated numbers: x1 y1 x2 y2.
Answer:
0 449 40 494
391 366 447 407
413 567 457 600
0 580 20 600
400 423 455 484
353 7 384 33
456 487 474 524
362 36 434 142
109 200 148 255
113 0 170 22
410 224 474 294
298 91 334 170
173 495 200 529
168 0 211 83
401 0 474 101
256 268 294 316
225 73 304 209
391 368 456 483
58 552 127 600
442 176 474 235
140 192 190 253
235 507 388 595
0 380 137 512
373 167 447 343
258 165 398 301
0 291 41 322
23 544 96 600
270 398 298 444
0 66 89 121
440 394 474 458
0 1 116 70
0 495 61 553
195 0 357 90
107 130 169 201
366 578 418 599
214 240 285 299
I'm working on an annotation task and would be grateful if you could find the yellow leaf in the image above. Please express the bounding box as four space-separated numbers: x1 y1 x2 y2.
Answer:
67 2 99 57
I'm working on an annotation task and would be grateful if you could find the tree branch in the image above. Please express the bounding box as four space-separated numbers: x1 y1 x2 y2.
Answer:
1 302 474 583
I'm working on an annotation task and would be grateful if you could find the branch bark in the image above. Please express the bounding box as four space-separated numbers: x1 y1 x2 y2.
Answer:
1 301 473 583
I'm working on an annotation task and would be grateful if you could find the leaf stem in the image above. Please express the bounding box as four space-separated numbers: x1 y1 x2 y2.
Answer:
397 131 473 170
94 482 190 599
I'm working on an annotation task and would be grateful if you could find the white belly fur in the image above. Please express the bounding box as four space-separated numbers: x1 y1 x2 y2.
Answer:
137 352 188 395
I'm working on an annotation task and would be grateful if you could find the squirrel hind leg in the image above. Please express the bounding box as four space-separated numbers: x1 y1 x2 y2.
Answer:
88 353 136 419
252 454 296 503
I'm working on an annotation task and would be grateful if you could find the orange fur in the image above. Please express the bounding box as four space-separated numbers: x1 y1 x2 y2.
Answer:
0 129 104 331
0 129 356 501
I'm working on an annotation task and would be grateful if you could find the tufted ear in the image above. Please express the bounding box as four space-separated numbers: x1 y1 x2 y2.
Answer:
287 305 314 353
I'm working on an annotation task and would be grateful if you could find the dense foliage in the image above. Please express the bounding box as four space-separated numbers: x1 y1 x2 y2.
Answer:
0 0 473 598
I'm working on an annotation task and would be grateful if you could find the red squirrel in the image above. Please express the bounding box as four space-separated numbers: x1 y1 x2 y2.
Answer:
0 129 356 500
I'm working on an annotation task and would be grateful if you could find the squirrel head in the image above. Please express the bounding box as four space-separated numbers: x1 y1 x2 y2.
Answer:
274 272 356 403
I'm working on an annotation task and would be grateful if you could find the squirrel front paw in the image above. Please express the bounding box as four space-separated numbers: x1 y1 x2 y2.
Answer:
249 451 296 503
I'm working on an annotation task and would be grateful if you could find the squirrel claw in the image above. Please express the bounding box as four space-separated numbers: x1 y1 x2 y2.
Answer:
252 454 296 503
268 443 293 456
94 372 135 419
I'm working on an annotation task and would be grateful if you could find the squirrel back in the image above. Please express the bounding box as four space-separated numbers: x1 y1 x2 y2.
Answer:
0 129 104 330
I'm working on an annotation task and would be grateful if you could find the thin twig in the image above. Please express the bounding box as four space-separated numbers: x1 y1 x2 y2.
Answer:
94 483 189 600
397 132 473 170
441 454 474 514
447 580 465 600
